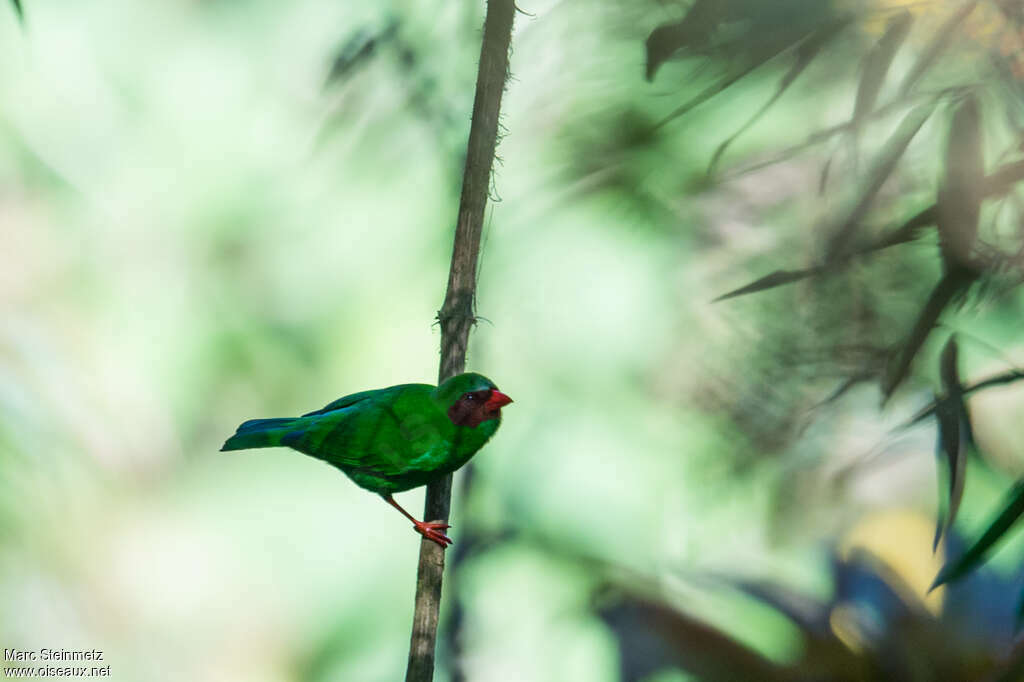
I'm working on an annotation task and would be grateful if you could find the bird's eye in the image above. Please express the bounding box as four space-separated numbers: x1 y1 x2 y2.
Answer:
465 393 476 401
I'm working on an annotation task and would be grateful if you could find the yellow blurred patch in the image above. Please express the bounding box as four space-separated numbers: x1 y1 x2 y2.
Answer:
837 509 945 616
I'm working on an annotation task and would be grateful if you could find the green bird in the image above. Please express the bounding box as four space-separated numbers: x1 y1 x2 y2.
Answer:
221 372 512 547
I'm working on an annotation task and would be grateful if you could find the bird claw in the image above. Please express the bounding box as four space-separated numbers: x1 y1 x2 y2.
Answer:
413 520 453 548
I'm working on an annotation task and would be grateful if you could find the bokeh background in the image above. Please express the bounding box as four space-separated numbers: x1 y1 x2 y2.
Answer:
5 0 1024 680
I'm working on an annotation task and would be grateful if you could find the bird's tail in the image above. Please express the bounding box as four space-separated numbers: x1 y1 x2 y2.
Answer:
220 418 298 451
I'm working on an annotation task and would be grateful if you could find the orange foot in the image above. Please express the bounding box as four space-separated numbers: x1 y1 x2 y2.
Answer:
413 520 452 548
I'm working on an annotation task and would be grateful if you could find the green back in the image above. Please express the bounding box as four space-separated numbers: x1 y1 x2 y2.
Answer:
280 376 501 493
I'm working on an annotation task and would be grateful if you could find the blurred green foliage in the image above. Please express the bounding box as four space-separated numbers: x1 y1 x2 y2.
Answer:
5 0 1024 680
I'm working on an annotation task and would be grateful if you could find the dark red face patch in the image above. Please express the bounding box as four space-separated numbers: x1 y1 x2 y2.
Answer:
447 389 512 428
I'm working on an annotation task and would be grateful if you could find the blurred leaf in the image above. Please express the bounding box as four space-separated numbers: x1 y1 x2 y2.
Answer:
654 36 804 129
651 2 843 129
938 335 963 406
824 101 934 260
932 480 1024 589
708 16 851 176
907 368 1024 426
714 266 825 301
898 1 979 95
872 134 1024 402
882 267 976 400
937 94 984 270
723 92 929 179
874 205 937 247
727 579 830 636
598 597 791 682
853 11 913 127
933 336 967 550
324 19 400 88
644 0 721 81
760 155 1024 298
725 87 1024 183
9 0 21 22
598 542 1024 682
715 203 934 302
815 372 876 407
817 154 834 194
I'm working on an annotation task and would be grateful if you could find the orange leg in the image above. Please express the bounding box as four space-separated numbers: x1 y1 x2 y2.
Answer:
382 494 452 547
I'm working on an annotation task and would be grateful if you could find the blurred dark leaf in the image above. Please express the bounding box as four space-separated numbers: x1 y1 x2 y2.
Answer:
937 94 984 270
608 149 1024 306
853 11 913 124
897 1 979 95
652 1 842 127
933 336 967 550
645 0 720 81
715 203 934 302
818 154 834 194
9 0 21 22
708 16 852 176
873 205 937 248
726 88 1024 185
882 267 977 401
933 480 1024 589
714 266 825 301
599 546 1024 682
653 36 803 129
725 85 962 180
714 142 1024 303
727 579 831 636
824 101 934 260
878 103 1005 399
844 11 913 173
938 335 964 418
815 372 876 407
324 18 400 87
906 368 1024 426
597 597 792 682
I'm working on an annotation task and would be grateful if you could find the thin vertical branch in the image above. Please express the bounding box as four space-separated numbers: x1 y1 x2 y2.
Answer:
405 1 515 681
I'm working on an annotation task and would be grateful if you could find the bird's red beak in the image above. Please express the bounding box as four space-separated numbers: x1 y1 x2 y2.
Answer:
485 390 513 410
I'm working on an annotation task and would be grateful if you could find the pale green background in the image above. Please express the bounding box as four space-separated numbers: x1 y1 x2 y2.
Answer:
3 1 1023 681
